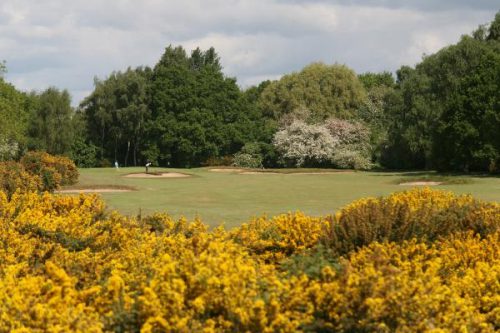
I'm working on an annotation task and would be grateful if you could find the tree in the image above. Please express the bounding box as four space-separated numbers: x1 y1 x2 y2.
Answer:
146 45 261 167
273 120 337 167
28 88 74 156
357 71 395 164
430 35 500 171
325 118 372 169
80 67 151 166
358 71 395 90
487 12 500 41
381 11 500 172
259 63 367 122
0 74 29 160
381 67 438 169
0 60 6 77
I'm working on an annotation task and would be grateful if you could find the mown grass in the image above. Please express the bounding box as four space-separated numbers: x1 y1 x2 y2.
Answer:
394 174 474 185
66 167 500 228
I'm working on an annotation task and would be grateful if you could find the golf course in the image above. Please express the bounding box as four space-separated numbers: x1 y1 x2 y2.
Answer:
61 167 500 228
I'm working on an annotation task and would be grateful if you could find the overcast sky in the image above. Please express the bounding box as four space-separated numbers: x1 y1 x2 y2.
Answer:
1 1 498 105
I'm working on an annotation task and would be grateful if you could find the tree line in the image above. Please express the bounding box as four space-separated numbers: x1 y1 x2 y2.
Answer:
1 12 499 172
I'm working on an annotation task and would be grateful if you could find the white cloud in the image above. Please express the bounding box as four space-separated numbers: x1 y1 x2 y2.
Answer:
0 0 497 105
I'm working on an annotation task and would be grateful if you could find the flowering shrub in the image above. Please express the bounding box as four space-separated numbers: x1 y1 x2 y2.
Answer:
21 151 79 189
324 118 372 169
325 187 500 256
273 120 337 167
0 161 42 197
0 188 498 332
273 118 372 169
231 212 330 262
0 138 19 161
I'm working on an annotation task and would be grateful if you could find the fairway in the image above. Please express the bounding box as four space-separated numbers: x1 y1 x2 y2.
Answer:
66 167 500 228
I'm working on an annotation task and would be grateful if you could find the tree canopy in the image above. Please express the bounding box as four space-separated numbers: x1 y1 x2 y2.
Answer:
259 63 367 122
1 11 499 173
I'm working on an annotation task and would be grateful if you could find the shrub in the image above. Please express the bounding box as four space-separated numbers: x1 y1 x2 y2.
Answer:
0 189 498 332
325 118 372 170
303 232 500 332
273 120 337 167
330 148 372 170
70 138 98 168
233 153 262 168
202 155 234 167
20 151 78 190
323 187 500 256
231 212 330 262
0 138 20 161
0 161 42 197
233 143 263 168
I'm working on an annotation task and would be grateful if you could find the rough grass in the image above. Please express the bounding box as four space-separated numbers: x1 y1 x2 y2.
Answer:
66 167 500 228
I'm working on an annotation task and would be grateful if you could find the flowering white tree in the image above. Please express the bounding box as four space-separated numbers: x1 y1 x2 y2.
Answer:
273 120 338 167
273 117 373 169
0 139 19 161
324 118 372 169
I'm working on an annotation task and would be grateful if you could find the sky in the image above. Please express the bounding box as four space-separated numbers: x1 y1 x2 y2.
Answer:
1 1 498 105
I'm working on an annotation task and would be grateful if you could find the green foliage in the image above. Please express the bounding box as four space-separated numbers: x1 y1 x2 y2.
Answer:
358 71 395 90
259 62 367 122
382 12 500 172
281 244 339 279
20 151 78 190
80 67 151 166
487 12 500 41
70 137 98 168
0 60 6 77
147 46 264 167
28 88 74 156
0 75 30 158
233 142 263 168
430 35 500 172
357 73 395 164
381 67 437 169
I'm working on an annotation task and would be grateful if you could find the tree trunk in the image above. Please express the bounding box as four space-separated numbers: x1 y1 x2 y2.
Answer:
133 139 137 166
100 127 105 160
125 140 131 167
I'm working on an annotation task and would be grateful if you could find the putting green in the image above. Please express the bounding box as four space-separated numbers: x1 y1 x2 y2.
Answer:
67 167 500 228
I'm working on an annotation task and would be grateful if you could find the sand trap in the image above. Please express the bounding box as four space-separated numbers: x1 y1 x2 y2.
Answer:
124 172 190 178
399 181 442 186
56 188 132 193
209 168 245 173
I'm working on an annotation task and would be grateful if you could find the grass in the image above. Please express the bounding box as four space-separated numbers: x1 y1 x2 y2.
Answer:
67 167 500 228
394 174 474 185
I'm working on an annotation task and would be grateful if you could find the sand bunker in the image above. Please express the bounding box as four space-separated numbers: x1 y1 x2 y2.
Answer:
124 172 191 178
209 168 245 173
56 188 132 193
399 181 442 186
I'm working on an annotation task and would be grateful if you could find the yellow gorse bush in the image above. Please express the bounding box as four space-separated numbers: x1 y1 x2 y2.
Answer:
231 212 329 262
326 187 500 255
0 188 498 332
